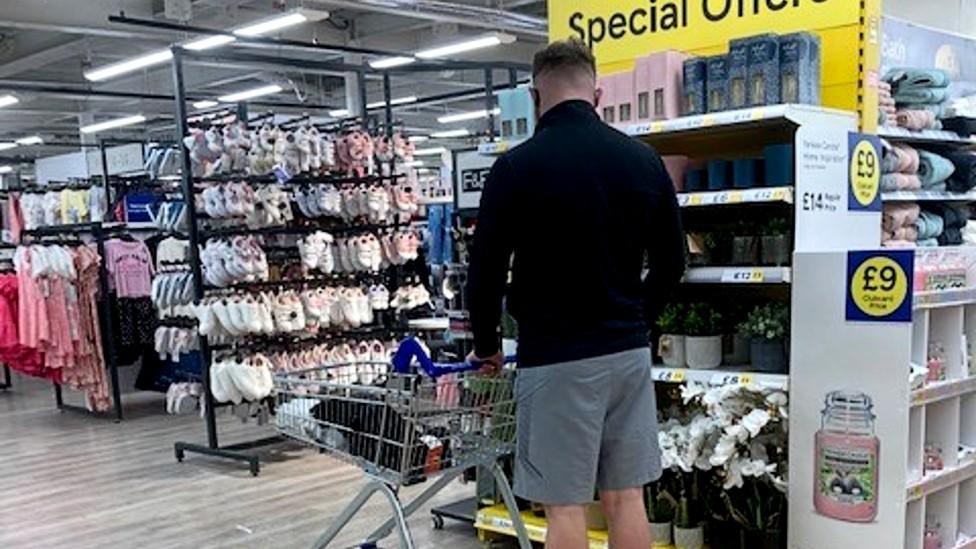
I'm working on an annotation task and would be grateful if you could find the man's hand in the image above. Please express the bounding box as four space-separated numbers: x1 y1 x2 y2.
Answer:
467 350 504 374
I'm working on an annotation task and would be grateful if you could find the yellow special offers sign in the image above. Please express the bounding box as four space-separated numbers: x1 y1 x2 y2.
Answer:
549 0 861 67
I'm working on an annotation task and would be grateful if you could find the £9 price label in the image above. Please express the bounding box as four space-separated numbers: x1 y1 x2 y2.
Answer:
848 133 882 212
846 250 914 323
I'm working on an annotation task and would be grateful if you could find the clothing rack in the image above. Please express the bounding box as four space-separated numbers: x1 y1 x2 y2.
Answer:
192 172 406 186
21 222 125 421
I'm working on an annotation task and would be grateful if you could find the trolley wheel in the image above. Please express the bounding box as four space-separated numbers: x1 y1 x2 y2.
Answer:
359 543 379 549
249 461 260 477
432 514 445 530
175 448 185 463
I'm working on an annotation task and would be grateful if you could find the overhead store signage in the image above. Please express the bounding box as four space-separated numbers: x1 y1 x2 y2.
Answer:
548 0 860 66
847 133 882 212
845 250 914 323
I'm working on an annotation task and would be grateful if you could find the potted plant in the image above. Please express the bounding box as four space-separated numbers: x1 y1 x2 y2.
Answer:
731 221 760 265
647 482 676 547
673 490 705 549
726 477 788 549
723 305 750 366
684 303 723 369
739 303 789 373
657 303 687 368
760 218 792 267
688 233 717 266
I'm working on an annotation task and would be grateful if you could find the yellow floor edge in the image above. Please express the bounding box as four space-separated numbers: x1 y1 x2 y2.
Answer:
474 503 685 549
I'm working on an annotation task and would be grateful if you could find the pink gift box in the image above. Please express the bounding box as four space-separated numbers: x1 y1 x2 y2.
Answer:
598 71 636 125
635 51 689 121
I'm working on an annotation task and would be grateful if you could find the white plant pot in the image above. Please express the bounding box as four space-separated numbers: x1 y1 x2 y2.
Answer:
650 521 673 547
686 335 722 369
658 334 686 367
673 524 704 549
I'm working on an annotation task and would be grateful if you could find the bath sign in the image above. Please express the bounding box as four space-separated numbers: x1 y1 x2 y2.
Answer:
847 133 882 212
845 250 913 323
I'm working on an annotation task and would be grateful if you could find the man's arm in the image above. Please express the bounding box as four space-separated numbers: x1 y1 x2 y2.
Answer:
467 156 517 359
644 158 686 323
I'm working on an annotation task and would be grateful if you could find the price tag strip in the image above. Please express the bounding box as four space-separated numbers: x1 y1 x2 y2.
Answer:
677 187 793 208
652 368 787 390
721 269 767 283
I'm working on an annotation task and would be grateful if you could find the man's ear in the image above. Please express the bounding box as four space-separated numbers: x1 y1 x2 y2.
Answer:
594 87 603 109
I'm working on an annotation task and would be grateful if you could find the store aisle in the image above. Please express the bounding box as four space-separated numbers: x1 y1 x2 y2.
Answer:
0 375 482 549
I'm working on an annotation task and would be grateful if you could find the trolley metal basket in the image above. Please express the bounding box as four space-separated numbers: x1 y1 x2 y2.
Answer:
274 338 531 549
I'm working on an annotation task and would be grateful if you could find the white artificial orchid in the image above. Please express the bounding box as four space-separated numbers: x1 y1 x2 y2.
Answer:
741 409 771 437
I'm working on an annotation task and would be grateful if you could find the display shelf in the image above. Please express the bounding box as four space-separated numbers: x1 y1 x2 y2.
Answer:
476 504 611 549
912 377 976 407
878 126 976 145
677 186 793 208
927 485 961 549
960 478 976 547
418 196 454 205
931 308 966 379
883 191 976 202
906 498 925 549
915 288 976 309
907 453 975 502
407 317 449 330
962 395 976 449
683 266 792 284
652 366 789 390
624 104 853 138
909 406 926 484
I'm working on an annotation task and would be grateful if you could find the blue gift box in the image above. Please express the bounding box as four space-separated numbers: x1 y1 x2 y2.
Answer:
733 158 764 189
728 38 750 109
682 58 707 116
746 34 781 107
708 159 732 190
780 32 821 105
706 55 730 113
684 168 707 192
763 144 794 186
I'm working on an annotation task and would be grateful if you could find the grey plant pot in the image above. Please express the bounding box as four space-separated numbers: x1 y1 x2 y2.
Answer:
650 521 673 547
674 524 705 549
686 335 723 369
751 338 787 373
761 234 791 266
724 332 751 365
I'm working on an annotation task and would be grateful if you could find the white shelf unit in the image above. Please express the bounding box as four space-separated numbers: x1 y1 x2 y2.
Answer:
878 126 976 146
902 284 976 549
651 367 789 390
884 191 976 203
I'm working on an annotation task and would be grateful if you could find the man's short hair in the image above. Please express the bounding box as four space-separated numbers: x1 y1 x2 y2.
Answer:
532 38 597 79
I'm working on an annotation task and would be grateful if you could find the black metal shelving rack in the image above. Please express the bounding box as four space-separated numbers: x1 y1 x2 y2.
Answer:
166 41 525 483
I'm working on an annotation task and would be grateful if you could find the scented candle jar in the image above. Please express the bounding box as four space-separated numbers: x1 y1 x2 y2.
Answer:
814 391 880 522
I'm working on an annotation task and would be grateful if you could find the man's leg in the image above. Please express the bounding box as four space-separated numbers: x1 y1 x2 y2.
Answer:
600 487 652 549
544 504 589 549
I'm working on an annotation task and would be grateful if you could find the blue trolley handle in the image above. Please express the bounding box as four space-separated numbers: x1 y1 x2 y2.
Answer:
391 337 516 378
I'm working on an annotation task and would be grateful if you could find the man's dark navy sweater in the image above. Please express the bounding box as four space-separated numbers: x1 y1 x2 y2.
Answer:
467 99 686 368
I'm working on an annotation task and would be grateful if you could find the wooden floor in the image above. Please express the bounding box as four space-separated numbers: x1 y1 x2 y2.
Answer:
0 373 492 549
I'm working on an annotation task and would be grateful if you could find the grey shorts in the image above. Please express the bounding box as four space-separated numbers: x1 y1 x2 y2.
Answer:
513 347 661 505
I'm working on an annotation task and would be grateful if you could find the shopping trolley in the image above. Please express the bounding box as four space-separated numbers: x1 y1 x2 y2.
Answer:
274 338 532 549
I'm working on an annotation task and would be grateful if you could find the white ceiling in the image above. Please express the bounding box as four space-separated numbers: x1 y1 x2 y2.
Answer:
0 0 547 163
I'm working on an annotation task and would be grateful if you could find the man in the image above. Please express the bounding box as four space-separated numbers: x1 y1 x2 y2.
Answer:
466 38 686 549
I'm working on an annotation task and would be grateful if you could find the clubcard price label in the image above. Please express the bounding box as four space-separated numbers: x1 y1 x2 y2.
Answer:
846 250 914 323
722 269 766 283
848 133 882 212
654 369 686 383
712 373 755 386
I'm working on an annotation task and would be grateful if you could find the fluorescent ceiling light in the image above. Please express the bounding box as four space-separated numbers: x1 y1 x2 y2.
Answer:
235 12 307 36
218 84 282 103
413 147 447 156
0 143 16 151
84 49 173 82
416 33 515 59
408 135 430 143
0 95 19 108
369 56 416 69
329 108 351 118
15 136 42 145
183 34 236 51
80 115 146 134
0 166 12 174
437 108 500 124
366 96 418 109
430 129 470 138
193 100 220 109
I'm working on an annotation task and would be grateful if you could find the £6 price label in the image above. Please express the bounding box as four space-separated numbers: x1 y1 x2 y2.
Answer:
846 250 914 323
848 133 882 212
